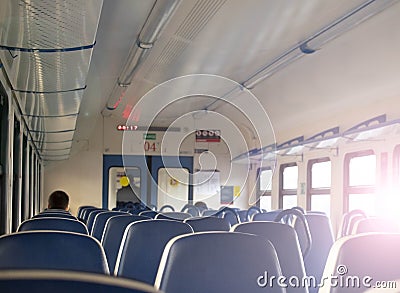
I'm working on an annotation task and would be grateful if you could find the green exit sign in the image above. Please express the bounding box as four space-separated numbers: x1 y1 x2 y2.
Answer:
143 133 156 140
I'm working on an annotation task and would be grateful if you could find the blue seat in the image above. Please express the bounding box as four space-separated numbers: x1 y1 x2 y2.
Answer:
184 216 230 232
32 212 77 220
80 207 101 223
102 215 150 273
155 232 284 293
233 221 307 293
0 231 109 274
77 205 95 219
319 233 400 293
139 210 159 218
201 209 218 217
211 207 241 226
237 210 250 222
352 217 400 234
337 209 367 238
155 212 192 221
17 218 88 235
0 270 161 293
91 211 127 240
294 214 333 293
115 219 193 284
252 210 282 221
86 209 108 232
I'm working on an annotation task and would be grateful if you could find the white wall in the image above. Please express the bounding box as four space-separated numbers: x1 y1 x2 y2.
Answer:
43 116 105 216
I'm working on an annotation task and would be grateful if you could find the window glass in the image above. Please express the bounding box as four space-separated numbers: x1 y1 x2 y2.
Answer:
310 194 330 216
109 166 141 209
349 155 376 186
311 161 331 188
260 169 273 191
260 195 272 211
283 165 298 190
348 193 376 216
282 195 297 209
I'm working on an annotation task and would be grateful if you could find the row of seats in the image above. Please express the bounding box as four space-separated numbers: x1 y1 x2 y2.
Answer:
2 205 399 292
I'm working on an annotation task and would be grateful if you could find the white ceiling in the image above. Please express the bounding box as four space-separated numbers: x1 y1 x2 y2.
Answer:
75 0 400 146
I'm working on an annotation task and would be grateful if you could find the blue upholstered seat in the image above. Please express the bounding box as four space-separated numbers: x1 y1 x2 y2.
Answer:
155 212 192 221
101 215 150 273
91 211 127 240
0 270 161 293
294 213 333 292
352 217 400 234
252 210 282 221
319 233 400 293
0 231 109 274
138 210 159 218
184 216 230 232
86 209 108 232
155 232 284 293
17 217 88 234
32 212 77 220
233 221 308 293
115 219 193 284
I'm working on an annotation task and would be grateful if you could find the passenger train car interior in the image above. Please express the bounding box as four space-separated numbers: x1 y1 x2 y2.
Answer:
1 0 400 292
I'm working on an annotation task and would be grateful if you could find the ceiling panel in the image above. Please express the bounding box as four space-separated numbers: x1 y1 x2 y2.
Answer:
0 0 102 48
15 90 83 117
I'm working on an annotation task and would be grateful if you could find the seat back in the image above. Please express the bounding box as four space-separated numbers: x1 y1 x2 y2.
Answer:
17 217 88 234
86 209 108 232
294 213 333 292
352 217 400 234
91 211 127 240
201 209 218 217
184 216 230 232
0 270 161 293
233 221 307 293
237 210 250 222
155 212 192 221
101 215 149 273
115 219 193 284
337 209 366 238
0 231 109 274
139 210 159 218
80 207 101 223
77 205 95 219
155 232 284 293
319 233 400 293
252 210 282 221
32 212 77 220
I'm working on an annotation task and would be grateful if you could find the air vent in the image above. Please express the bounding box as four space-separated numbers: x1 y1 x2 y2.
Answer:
145 0 227 79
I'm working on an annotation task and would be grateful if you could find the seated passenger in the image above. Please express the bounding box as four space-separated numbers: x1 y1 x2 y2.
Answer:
47 190 70 212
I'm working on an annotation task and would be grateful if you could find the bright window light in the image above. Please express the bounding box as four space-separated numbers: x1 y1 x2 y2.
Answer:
349 155 376 186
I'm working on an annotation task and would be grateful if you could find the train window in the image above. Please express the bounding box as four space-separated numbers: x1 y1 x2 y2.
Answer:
108 167 141 209
394 145 400 193
11 116 21 232
307 158 331 216
21 134 28 221
158 168 189 210
279 163 298 209
0 90 8 235
258 168 272 211
344 151 376 215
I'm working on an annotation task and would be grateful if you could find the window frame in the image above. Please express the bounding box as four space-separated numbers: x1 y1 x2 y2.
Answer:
343 150 376 213
257 167 273 210
306 157 331 210
279 162 298 209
